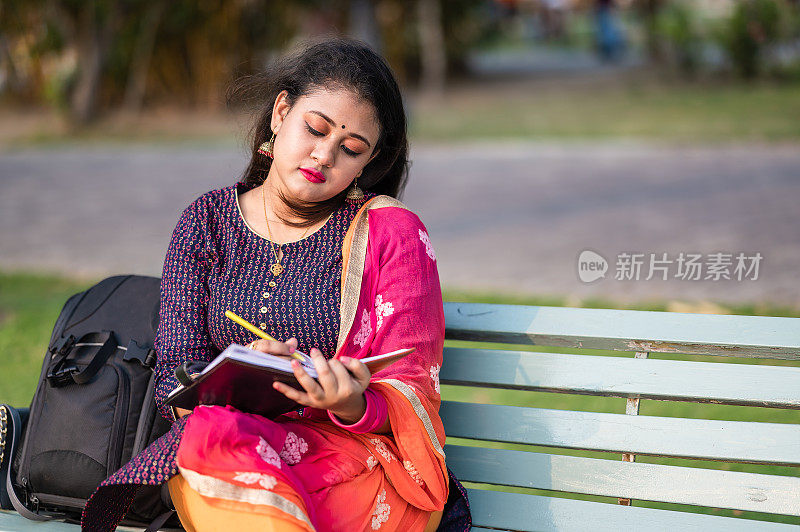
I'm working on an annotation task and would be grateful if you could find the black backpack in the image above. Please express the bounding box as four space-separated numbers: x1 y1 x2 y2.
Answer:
2 275 180 529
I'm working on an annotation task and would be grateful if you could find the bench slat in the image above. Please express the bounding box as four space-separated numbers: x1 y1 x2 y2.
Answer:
466 489 800 531
440 348 800 408
445 445 800 515
444 303 800 359
441 401 800 465
0 511 81 531
0 510 173 531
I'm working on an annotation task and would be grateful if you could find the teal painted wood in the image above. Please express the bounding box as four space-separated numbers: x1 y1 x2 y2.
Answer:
0 512 79 531
466 489 800 531
440 348 800 408
444 445 800 515
440 401 800 465
444 303 800 359
0 510 150 531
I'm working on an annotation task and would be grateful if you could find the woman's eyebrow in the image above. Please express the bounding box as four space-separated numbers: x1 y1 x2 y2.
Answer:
308 110 371 148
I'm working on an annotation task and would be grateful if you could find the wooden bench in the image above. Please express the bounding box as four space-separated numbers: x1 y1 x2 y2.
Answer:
3 302 799 530
440 302 800 531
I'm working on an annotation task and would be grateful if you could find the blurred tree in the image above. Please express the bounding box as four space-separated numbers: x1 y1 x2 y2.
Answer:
375 0 410 83
148 0 296 110
0 0 299 122
350 0 382 51
0 0 121 122
69 1 122 123
717 0 785 79
656 0 702 77
634 0 666 64
0 0 488 121
417 0 446 95
122 0 164 113
375 0 482 85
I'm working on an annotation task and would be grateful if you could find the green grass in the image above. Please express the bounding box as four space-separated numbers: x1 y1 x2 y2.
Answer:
3 78 800 149
0 271 98 406
410 79 800 143
1 271 798 525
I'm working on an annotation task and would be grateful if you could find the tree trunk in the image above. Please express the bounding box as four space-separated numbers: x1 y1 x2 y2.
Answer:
349 0 382 52
123 0 165 114
70 1 119 125
638 0 665 65
0 35 20 94
417 0 445 96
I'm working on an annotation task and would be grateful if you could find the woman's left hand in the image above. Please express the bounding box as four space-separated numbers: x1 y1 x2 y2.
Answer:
273 348 372 424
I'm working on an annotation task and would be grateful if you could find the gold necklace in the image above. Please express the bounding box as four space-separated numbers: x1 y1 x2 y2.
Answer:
261 184 311 277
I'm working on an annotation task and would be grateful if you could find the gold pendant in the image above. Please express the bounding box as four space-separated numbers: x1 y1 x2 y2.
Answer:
270 263 284 276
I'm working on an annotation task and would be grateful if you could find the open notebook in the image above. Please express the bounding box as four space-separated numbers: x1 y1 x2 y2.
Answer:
164 344 414 419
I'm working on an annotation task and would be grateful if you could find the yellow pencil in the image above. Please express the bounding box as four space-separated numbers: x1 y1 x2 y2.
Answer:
224 309 308 363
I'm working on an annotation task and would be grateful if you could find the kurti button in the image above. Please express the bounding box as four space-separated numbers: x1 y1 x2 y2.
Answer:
263 292 271 298
259 323 267 330
260 306 268 313
269 281 276 288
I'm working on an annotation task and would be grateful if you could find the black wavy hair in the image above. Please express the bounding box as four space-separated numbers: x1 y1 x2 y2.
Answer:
227 37 409 228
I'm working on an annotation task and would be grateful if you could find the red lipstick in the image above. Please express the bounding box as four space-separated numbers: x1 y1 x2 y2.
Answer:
300 168 325 183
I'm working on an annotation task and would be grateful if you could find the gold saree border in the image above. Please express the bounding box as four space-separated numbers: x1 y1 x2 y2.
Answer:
377 379 446 459
177 466 313 529
336 195 407 354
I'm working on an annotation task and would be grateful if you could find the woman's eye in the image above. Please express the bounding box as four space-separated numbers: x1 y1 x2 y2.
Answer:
305 123 324 136
342 146 359 157
306 122 361 157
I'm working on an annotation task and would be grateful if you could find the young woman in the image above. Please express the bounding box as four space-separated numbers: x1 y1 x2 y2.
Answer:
81 38 469 531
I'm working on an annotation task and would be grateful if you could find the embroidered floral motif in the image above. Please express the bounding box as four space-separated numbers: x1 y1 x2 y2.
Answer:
323 469 344 484
403 460 425 486
232 472 277 490
418 229 436 261
366 455 378 471
371 489 391 529
256 436 281 468
353 309 372 348
429 364 441 394
369 438 395 463
279 432 309 465
375 295 394 329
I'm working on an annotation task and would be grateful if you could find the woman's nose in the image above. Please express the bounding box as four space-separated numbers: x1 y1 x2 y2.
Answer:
311 141 335 167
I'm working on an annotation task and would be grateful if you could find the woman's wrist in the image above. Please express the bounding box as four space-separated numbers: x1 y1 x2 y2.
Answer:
329 393 367 425
328 388 388 433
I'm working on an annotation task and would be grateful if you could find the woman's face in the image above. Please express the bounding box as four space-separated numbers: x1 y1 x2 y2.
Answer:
267 87 381 204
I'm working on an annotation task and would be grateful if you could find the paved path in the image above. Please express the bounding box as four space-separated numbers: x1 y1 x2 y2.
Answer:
1 142 798 308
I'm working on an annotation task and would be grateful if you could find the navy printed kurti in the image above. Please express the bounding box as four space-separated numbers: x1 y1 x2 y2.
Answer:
81 182 370 529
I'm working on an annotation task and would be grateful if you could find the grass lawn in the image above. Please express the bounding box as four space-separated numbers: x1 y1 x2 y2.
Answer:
1 270 798 525
3 78 800 148
409 78 800 143
0 272 97 406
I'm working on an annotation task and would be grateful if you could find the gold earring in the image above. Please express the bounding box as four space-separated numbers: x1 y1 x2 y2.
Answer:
257 133 276 159
345 174 365 204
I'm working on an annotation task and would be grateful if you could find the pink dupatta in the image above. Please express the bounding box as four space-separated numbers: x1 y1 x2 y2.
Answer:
175 196 448 531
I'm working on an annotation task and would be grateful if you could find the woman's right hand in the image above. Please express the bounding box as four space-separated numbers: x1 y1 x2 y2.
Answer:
174 338 299 419
248 336 299 360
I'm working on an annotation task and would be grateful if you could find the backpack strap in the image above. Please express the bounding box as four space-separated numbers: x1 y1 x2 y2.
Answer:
144 509 177 532
47 331 118 387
